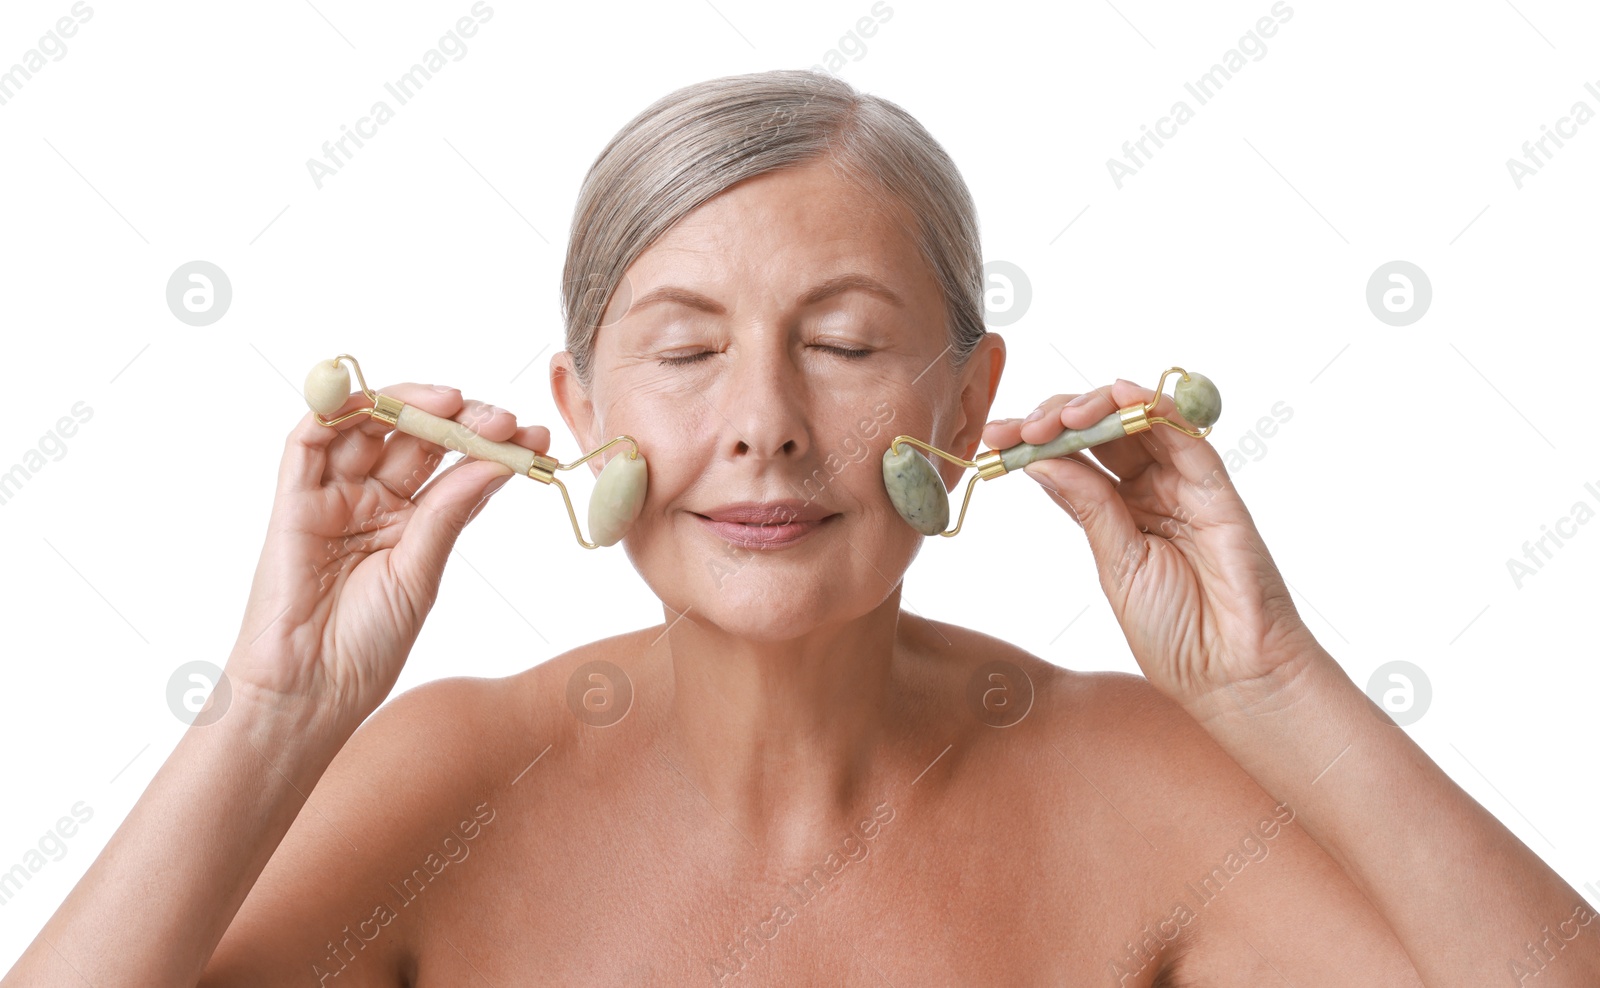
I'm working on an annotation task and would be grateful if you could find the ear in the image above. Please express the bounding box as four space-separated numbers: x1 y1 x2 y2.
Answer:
948 332 1006 462
550 350 600 469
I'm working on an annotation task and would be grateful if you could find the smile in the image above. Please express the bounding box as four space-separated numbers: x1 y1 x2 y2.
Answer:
692 513 837 549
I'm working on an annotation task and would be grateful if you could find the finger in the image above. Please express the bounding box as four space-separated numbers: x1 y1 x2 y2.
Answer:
411 447 498 504
408 417 553 508
512 423 553 455
980 385 1156 486
980 416 1026 450
1117 446 1243 542
388 457 516 608
1018 392 1092 445
315 384 466 486
1028 379 1221 487
1021 455 1149 599
1017 449 1115 523
1063 447 1116 484
981 384 1130 451
277 387 418 496
413 417 551 503
1016 380 1170 444
980 386 1096 449
1077 378 1229 490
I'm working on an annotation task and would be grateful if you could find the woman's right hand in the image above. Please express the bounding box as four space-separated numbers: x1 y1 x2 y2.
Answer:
224 383 549 733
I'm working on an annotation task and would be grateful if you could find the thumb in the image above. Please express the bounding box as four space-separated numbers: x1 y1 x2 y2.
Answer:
389 461 514 603
1022 457 1148 595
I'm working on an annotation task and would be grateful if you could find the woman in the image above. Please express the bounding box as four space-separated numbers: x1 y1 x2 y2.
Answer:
7 69 1594 987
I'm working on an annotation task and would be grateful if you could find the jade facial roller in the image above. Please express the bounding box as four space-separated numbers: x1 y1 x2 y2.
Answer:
302 353 647 549
882 367 1222 536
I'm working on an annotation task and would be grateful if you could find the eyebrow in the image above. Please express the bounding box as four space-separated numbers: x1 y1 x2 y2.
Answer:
628 273 905 315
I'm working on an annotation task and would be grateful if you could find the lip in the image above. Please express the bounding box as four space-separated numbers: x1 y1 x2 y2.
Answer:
692 500 838 549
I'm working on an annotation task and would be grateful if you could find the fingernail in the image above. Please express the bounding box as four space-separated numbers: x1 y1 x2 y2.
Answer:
1023 407 1046 423
1066 393 1095 407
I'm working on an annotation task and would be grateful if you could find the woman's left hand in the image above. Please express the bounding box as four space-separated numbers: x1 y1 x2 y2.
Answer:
982 378 1323 718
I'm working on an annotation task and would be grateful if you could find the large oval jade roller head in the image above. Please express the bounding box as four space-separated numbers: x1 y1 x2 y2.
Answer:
302 353 647 549
882 366 1222 537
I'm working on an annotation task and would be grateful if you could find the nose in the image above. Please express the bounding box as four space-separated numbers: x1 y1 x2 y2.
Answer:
714 331 812 463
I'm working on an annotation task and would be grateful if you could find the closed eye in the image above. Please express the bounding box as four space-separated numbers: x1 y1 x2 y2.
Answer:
815 345 872 359
657 345 872 367
658 351 717 366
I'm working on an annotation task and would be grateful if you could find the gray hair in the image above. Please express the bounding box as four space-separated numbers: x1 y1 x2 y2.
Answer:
560 68 986 390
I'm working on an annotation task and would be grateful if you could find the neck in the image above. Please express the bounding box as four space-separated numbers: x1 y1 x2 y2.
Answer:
652 584 908 860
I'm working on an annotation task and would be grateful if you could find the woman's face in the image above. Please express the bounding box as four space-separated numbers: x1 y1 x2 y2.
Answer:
552 157 1004 641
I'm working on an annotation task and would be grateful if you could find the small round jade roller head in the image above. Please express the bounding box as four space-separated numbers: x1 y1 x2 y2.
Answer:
882 366 1221 537
303 354 647 549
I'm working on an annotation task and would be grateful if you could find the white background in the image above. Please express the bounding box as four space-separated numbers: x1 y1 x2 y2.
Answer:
1 0 1597 969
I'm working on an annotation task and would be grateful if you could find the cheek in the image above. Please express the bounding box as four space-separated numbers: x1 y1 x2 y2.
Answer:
873 407 964 494
601 375 949 546
586 383 706 486
817 408 907 513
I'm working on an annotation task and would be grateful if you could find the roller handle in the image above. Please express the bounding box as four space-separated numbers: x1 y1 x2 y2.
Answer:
304 355 540 478
998 370 1222 472
999 412 1129 472
394 404 539 477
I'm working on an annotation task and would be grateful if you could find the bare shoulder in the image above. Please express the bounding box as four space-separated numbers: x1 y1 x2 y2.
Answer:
202 646 616 986
912 614 1266 793
905 615 1194 755
198 674 517 984
912 619 1422 986
908 615 1251 817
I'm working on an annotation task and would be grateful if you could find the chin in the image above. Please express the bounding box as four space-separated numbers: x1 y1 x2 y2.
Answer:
621 512 920 635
